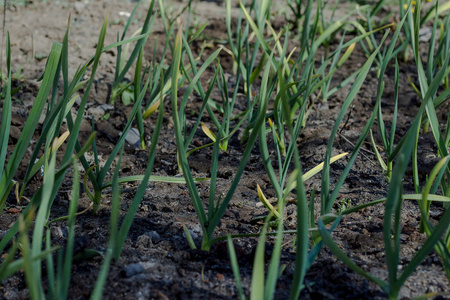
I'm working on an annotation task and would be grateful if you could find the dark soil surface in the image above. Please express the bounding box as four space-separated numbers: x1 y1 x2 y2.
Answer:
1 0 449 299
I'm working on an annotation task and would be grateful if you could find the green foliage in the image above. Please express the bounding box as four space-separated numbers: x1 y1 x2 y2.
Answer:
110 0 156 104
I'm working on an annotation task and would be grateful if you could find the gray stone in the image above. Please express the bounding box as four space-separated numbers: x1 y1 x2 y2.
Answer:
123 128 141 148
121 263 145 278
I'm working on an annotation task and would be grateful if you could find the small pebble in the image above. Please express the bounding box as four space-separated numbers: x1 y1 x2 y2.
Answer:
123 128 141 148
148 231 161 243
98 104 114 112
121 263 144 278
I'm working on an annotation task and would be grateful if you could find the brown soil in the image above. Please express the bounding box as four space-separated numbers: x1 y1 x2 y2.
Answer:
1 0 449 299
